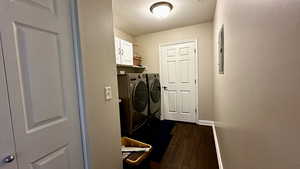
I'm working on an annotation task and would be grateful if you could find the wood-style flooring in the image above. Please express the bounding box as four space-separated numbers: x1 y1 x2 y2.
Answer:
150 123 219 169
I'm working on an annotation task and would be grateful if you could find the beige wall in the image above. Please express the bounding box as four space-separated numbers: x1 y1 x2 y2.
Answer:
213 1 300 169
114 28 134 43
135 23 214 120
77 0 122 169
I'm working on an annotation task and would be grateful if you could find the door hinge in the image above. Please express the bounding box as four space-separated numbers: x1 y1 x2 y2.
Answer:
194 49 196 54
195 108 197 113
195 79 197 84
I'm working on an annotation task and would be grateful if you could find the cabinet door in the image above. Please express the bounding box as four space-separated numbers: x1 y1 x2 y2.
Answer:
121 39 133 65
114 37 122 64
0 35 18 169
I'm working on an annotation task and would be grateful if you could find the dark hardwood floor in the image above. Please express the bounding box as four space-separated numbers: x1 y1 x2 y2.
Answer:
150 123 219 169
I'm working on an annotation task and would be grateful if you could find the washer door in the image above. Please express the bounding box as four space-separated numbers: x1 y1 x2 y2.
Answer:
150 79 161 103
132 81 148 112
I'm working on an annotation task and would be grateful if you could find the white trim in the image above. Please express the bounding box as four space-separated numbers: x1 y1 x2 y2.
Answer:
159 40 199 122
197 121 223 169
159 45 164 121
194 40 199 123
70 1 90 169
213 124 223 169
159 39 197 47
212 124 224 169
197 120 214 126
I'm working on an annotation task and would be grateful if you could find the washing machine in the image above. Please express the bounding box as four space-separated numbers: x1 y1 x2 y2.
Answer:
117 73 149 135
146 73 161 119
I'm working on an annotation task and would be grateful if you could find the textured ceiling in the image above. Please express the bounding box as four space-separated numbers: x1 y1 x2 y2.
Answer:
113 0 216 36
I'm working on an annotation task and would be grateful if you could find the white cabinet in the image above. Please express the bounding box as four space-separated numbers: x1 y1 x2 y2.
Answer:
115 37 133 65
121 40 134 65
115 37 122 64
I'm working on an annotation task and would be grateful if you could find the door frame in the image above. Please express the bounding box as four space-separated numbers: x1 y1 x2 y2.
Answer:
69 1 90 169
159 40 199 123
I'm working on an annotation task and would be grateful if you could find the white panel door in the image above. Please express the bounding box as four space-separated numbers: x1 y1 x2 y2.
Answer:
0 36 18 169
161 41 197 123
121 39 133 65
0 0 84 169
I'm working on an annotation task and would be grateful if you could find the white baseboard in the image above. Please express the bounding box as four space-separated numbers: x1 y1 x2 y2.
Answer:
197 120 214 126
212 124 224 169
197 120 223 169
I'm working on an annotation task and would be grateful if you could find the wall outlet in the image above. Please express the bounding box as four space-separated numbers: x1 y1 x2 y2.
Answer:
104 86 112 100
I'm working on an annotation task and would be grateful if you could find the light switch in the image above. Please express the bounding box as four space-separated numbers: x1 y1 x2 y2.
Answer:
105 86 112 100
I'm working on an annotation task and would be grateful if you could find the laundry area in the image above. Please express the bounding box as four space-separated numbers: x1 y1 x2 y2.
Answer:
116 44 169 168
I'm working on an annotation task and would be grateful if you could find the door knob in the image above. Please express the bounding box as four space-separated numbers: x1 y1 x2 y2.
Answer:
3 155 15 163
163 86 168 90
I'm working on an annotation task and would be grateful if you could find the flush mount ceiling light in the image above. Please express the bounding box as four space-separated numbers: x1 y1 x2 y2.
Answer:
150 1 173 18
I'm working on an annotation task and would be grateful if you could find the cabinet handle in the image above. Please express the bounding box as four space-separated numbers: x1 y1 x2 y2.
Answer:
118 48 122 55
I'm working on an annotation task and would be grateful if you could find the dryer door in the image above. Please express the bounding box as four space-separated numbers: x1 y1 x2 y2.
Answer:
131 80 148 132
132 81 148 113
150 79 161 103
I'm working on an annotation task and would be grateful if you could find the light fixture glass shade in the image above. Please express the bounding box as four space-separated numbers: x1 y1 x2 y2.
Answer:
150 2 173 18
